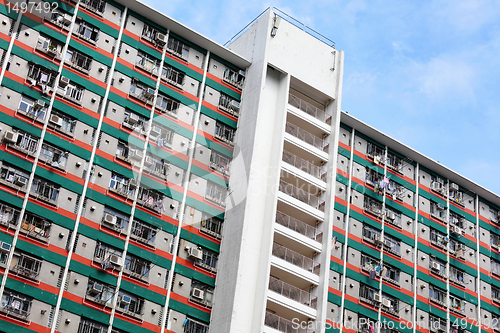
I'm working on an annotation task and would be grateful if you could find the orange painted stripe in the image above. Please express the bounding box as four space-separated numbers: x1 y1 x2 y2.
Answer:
175 257 216 279
338 141 351 151
186 189 224 213
201 100 238 121
169 292 211 314
181 224 220 245
206 72 241 94
114 311 161 332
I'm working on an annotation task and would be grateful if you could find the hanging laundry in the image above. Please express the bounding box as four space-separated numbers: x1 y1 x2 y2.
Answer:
381 266 388 277
331 235 338 247
374 183 379 193
383 177 389 184
40 73 48 83
369 270 376 280
375 265 382 273
374 156 380 165
183 319 188 326
147 196 154 206
158 137 163 148
156 199 165 212
370 324 374 333
456 248 463 258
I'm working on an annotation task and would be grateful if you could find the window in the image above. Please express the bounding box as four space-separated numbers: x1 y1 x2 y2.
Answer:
130 219 157 246
149 122 174 147
77 318 107 333
0 164 30 190
429 315 446 333
65 48 92 73
183 318 209 333
449 266 465 287
62 82 84 103
167 35 189 60
189 280 214 307
20 212 51 242
362 224 381 243
123 253 150 280
194 248 218 273
143 153 169 179
218 93 240 117
429 257 446 277
365 168 382 186
86 279 115 306
0 203 20 228
430 175 446 196
449 183 464 206
76 20 99 43
136 51 160 75
155 93 180 116
223 67 245 89
209 151 230 176
449 240 465 258
490 207 500 223
49 9 72 30
39 143 67 169
359 283 377 304
27 64 57 93
35 35 61 57
363 197 383 218
161 64 185 88
205 181 227 206
122 110 148 133
492 286 500 303
492 258 500 276
429 285 446 306
141 23 159 42
214 122 235 145
80 0 106 15
386 151 403 173
0 290 32 321
116 290 144 317
93 242 123 270
109 173 135 198
491 232 500 249
10 130 39 155
449 295 465 314
200 214 223 239
137 186 165 213
18 95 47 120
31 177 60 204
429 228 448 250
366 141 385 160
449 211 464 230
383 235 401 256
102 206 129 232
430 201 447 221
384 207 402 228
129 82 154 103
11 252 42 280
50 110 77 135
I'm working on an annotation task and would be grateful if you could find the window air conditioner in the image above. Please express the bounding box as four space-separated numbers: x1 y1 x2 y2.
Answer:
450 183 459 192
437 203 445 211
14 176 27 187
144 156 154 167
59 76 70 87
374 234 384 244
128 113 139 124
373 293 382 302
451 225 463 235
49 114 63 127
0 242 11 253
109 254 123 266
431 182 442 191
385 211 395 220
119 295 131 306
431 262 441 271
382 298 392 308
3 131 18 143
33 99 45 111
188 247 203 260
91 282 103 294
230 100 240 111
191 288 204 300
103 213 116 226
155 32 166 44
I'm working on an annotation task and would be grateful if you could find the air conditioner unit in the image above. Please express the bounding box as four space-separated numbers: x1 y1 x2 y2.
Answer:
437 203 445 211
431 262 441 271
191 288 204 300
238 70 246 77
3 131 18 143
0 242 11 253
128 113 139 124
385 211 395 220
109 254 123 266
384 240 392 247
130 149 144 160
59 76 70 87
450 183 459 192
151 126 161 137
144 156 154 167
188 247 203 260
33 99 45 111
49 114 63 126
91 282 103 294
103 213 117 226
451 225 463 235
373 293 382 303
155 32 166 44
14 176 27 187
382 298 392 307
374 234 384 244
230 100 240 111
431 182 442 191
119 295 131 306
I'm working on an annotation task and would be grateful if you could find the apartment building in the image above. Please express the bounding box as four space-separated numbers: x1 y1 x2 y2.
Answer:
0 1 499 333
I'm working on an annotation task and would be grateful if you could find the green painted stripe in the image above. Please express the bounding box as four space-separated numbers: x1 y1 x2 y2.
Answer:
180 229 220 254
343 298 378 320
347 238 380 260
20 15 66 44
0 149 34 173
0 191 23 210
340 122 352 132
0 3 19 19
0 318 39 333
174 263 215 287
5 277 57 306
0 231 13 244
127 243 171 270
419 188 447 206
200 104 237 130
78 223 125 250
191 164 228 189
353 154 384 174
481 300 500 315
416 270 447 290
449 285 477 305
11 44 59 70
53 99 99 128
334 201 347 215
336 173 349 186
449 203 476 223
26 201 75 230
114 62 156 89
85 188 132 215
168 298 210 324
327 291 341 305
185 196 224 221
205 77 241 101
417 214 448 234
209 53 243 76
330 261 343 274
16 238 66 267
61 67 106 97
120 279 165 306
44 131 92 161
69 260 118 286
93 153 136 179
133 209 177 235
60 297 110 325
338 145 351 159
100 122 145 148
34 165 84 194
113 317 157 333
68 38 112 67
77 11 119 38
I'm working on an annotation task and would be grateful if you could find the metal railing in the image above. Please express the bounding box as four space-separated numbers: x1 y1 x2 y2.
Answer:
285 122 328 152
282 150 327 181
279 180 325 211
275 211 322 242
288 93 331 124
264 311 315 333
272 243 320 275
268 276 317 309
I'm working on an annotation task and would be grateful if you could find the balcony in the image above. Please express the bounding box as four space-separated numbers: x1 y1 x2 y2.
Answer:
200 216 223 239
20 213 51 243
30 179 59 205
0 293 31 322
279 180 325 212
0 204 20 228
264 311 315 333
288 93 331 125
0 165 29 193
275 211 322 243
272 243 320 275
11 253 42 280
5 131 39 157
268 276 317 309
285 122 328 153
282 150 327 182
136 187 165 214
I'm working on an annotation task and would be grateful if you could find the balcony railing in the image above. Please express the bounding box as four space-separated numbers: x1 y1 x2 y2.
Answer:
200 217 223 239
285 122 328 153
275 211 322 243
268 276 317 309
264 311 315 333
288 93 331 125
282 150 327 182
279 180 325 212
272 243 320 275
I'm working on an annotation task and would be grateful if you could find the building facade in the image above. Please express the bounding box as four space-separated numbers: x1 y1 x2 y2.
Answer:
0 1 498 333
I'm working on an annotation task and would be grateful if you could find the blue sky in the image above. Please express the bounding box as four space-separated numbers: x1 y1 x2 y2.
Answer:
142 0 500 195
